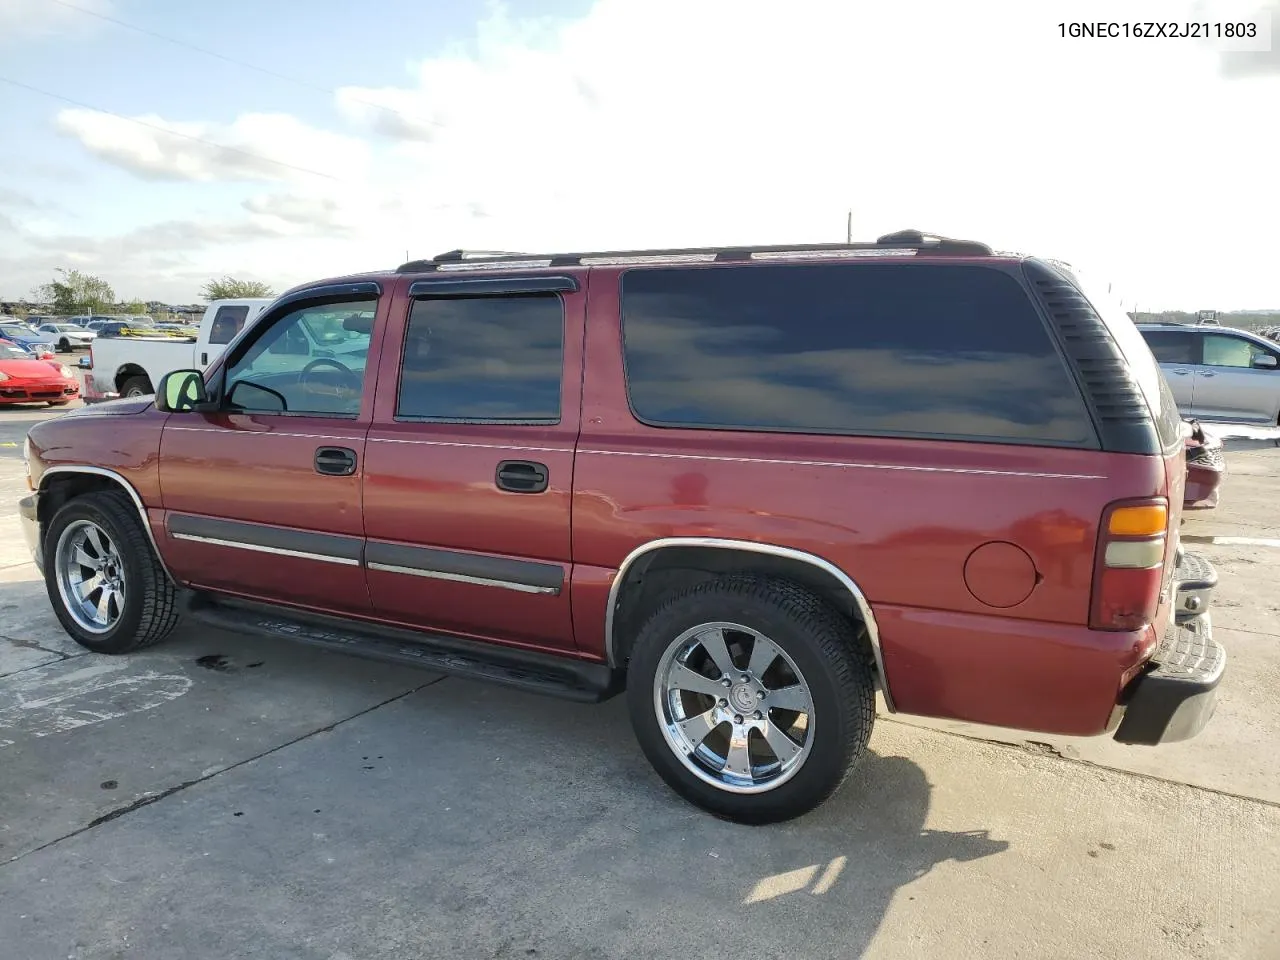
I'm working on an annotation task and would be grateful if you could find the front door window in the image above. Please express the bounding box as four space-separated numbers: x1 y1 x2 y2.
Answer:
224 301 375 416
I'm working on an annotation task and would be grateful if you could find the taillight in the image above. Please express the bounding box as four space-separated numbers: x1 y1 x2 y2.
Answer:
1089 498 1168 631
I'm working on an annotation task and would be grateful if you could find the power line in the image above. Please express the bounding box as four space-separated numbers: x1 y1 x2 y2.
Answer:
44 0 443 132
0 75 344 182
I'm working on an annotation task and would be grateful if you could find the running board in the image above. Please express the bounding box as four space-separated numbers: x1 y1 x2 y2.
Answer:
181 593 620 703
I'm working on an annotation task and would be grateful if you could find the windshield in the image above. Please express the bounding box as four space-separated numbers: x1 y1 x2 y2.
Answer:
1 343 32 359
50 324 86 332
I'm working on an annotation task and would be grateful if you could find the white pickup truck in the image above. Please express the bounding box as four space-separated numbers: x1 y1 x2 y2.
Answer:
83 299 274 402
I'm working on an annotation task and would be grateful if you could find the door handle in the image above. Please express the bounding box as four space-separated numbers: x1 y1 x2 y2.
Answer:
1201 372 1215 378
315 446 357 476
1173 369 1190 376
495 460 549 493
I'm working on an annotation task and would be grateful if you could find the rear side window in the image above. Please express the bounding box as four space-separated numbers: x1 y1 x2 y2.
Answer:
208 305 251 345
396 294 563 422
1068 270 1184 452
1141 330 1199 365
620 263 1095 445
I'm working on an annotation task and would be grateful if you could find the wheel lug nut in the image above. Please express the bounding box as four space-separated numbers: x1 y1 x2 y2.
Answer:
720 677 732 687
718 698 728 707
752 711 762 721
733 714 744 725
740 675 750 683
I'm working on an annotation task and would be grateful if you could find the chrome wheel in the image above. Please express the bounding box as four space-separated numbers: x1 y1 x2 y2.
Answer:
653 621 814 795
55 520 126 634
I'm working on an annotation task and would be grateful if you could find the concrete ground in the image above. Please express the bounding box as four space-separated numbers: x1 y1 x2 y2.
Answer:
2 398 1279 960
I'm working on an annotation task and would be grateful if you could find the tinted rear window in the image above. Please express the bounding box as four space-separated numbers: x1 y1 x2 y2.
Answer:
1068 271 1184 452
208 305 251 345
620 263 1095 445
1140 330 1198 365
396 294 563 422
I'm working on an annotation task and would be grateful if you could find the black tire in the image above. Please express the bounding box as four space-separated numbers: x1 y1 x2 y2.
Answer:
120 375 152 398
47 400 71 407
44 489 181 654
58 338 70 353
626 576 876 824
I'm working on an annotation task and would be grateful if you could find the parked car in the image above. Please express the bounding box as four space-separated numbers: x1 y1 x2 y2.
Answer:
1182 419 1225 510
35 322 96 353
82 298 273 401
0 340 79 406
0 321 58 357
1137 322 1280 424
18 232 1225 823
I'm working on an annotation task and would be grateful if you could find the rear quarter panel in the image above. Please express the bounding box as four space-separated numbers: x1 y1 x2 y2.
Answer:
572 264 1170 736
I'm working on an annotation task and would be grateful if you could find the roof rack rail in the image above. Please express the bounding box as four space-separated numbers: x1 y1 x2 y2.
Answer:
431 249 531 262
395 229 992 273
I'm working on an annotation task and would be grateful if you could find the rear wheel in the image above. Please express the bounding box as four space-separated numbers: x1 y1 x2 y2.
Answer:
626 576 876 824
44 490 181 654
57 338 70 353
120 375 152 398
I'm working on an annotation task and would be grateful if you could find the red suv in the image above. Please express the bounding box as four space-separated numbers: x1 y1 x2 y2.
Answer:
18 231 1225 823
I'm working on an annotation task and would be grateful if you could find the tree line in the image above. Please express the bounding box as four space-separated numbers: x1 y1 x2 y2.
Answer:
22 268 276 316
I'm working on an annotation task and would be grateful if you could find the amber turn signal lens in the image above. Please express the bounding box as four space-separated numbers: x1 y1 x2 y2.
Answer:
1107 504 1167 537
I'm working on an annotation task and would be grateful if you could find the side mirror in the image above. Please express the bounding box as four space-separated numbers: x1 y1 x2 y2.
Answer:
1252 354 1279 370
156 369 209 413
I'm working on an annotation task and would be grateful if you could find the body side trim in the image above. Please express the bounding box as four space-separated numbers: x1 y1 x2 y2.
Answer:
167 513 364 563
364 540 564 593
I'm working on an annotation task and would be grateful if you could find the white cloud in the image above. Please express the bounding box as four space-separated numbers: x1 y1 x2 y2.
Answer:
0 0 111 43
54 109 371 184
6 0 1280 306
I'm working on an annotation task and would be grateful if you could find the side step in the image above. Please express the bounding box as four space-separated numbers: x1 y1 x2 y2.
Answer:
182 593 620 703
1172 550 1217 623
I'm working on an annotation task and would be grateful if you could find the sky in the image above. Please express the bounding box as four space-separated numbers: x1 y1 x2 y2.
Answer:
0 0 1277 309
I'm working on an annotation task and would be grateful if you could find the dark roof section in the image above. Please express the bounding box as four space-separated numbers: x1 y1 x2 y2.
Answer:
396 229 994 274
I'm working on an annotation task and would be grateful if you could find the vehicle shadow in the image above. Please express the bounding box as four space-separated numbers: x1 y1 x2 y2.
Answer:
371 679 1013 959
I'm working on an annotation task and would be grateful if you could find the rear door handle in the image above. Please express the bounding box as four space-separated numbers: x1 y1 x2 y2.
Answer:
315 446 357 476
496 460 549 493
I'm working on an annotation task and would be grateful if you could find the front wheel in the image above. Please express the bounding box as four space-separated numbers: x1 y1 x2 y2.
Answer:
626 577 876 824
44 490 181 654
58 338 70 353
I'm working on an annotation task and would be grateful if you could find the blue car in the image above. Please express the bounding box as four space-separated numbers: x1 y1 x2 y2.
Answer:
0 321 57 355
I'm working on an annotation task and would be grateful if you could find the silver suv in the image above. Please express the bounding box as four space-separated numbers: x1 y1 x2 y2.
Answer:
1138 323 1280 424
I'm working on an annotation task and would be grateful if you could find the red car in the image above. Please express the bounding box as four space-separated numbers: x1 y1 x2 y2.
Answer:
18 232 1225 823
1183 419 1225 510
0 340 80 406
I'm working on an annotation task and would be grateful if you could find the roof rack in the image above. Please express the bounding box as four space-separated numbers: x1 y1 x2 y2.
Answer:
431 249 531 262
395 229 993 273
